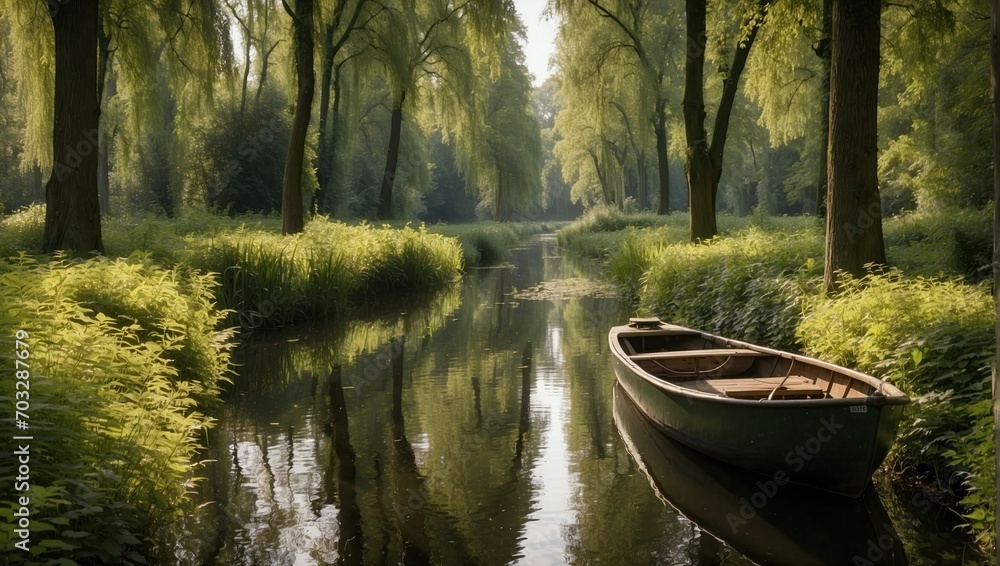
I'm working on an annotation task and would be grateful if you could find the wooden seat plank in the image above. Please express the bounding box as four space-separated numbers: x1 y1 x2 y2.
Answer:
629 348 767 361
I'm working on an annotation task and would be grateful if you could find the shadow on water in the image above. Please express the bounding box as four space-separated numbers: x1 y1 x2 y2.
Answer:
613 384 907 565
161 234 984 565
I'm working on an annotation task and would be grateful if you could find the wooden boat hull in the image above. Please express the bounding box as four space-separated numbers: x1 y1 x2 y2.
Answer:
609 320 909 498
613 384 907 565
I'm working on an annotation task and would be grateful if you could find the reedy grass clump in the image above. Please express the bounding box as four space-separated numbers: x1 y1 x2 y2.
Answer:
428 221 552 267
0 256 232 564
192 219 463 331
798 274 995 548
556 205 817 259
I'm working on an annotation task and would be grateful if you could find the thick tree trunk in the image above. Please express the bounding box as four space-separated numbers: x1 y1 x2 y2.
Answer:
281 0 315 235
990 0 1000 557
377 96 404 220
43 0 103 255
655 114 670 214
683 0 714 240
823 0 886 291
313 24 336 215
815 0 832 218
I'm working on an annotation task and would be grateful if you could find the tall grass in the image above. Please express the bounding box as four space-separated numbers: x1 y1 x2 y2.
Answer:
0 256 232 564
191 220 463 331
556 205 817 260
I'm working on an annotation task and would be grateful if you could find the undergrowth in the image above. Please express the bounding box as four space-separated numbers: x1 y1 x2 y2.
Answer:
0 256 233 564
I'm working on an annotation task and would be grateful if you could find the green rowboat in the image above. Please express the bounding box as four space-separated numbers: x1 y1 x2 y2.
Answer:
609 317 909 497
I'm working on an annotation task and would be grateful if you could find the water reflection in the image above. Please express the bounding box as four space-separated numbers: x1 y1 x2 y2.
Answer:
613 384 907 565
166 235 972 565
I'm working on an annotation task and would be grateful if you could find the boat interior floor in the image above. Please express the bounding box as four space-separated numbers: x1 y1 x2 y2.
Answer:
676 375 825 399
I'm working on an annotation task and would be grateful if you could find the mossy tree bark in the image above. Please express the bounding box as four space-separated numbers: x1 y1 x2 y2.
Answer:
43 0 104 255
823 0 886 291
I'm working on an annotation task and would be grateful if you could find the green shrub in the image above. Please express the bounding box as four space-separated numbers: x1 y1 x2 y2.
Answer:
0 256 232 564
884 209 992 281
0 204 46 257
798 273 995 548
639 228 823 348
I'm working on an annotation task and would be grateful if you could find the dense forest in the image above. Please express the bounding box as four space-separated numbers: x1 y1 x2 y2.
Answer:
1 0 1000 563
0 0 992 250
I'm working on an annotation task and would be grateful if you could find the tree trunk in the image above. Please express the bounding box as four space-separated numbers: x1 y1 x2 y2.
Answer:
313 24 336 215
98 73 117 216
683 0 714 240
655 112 670 214
590 151 613 207
281 0 315 235
32 164 43 203
823 0 886 291
43 0 103 255
494 165 503 222
990 0 1000 557
815 0 832 218
377 95 405 220
683 0 761 241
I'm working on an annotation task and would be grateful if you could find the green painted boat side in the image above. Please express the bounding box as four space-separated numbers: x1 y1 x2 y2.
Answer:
613 384 907 565
609 321 909 498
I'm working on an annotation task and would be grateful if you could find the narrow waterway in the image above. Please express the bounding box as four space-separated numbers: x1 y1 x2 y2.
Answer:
169 234 983 565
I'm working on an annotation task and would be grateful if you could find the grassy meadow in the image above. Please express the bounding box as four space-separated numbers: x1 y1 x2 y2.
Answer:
558 205 996 552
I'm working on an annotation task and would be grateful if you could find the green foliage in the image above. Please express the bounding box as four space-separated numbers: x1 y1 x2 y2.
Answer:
0 204 46 256
187 218 463 331
883 209 992 281
798 273 995 549
430 222 549 267
640 228 823 348
0 255 232 564
184 86 290 215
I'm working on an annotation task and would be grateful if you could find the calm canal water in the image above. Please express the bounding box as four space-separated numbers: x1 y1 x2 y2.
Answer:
169 235 984 565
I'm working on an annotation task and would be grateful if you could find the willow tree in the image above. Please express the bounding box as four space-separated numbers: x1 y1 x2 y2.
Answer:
313 1 384 215
1 0 222 254
684 0 767 241
455 21 542 221
823 0 885 290
552 0 680 214
743 0 830 215
369 0 516 220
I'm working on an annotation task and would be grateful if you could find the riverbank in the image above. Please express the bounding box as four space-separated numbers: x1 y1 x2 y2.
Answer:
558 206 995 554
0 207 543 564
